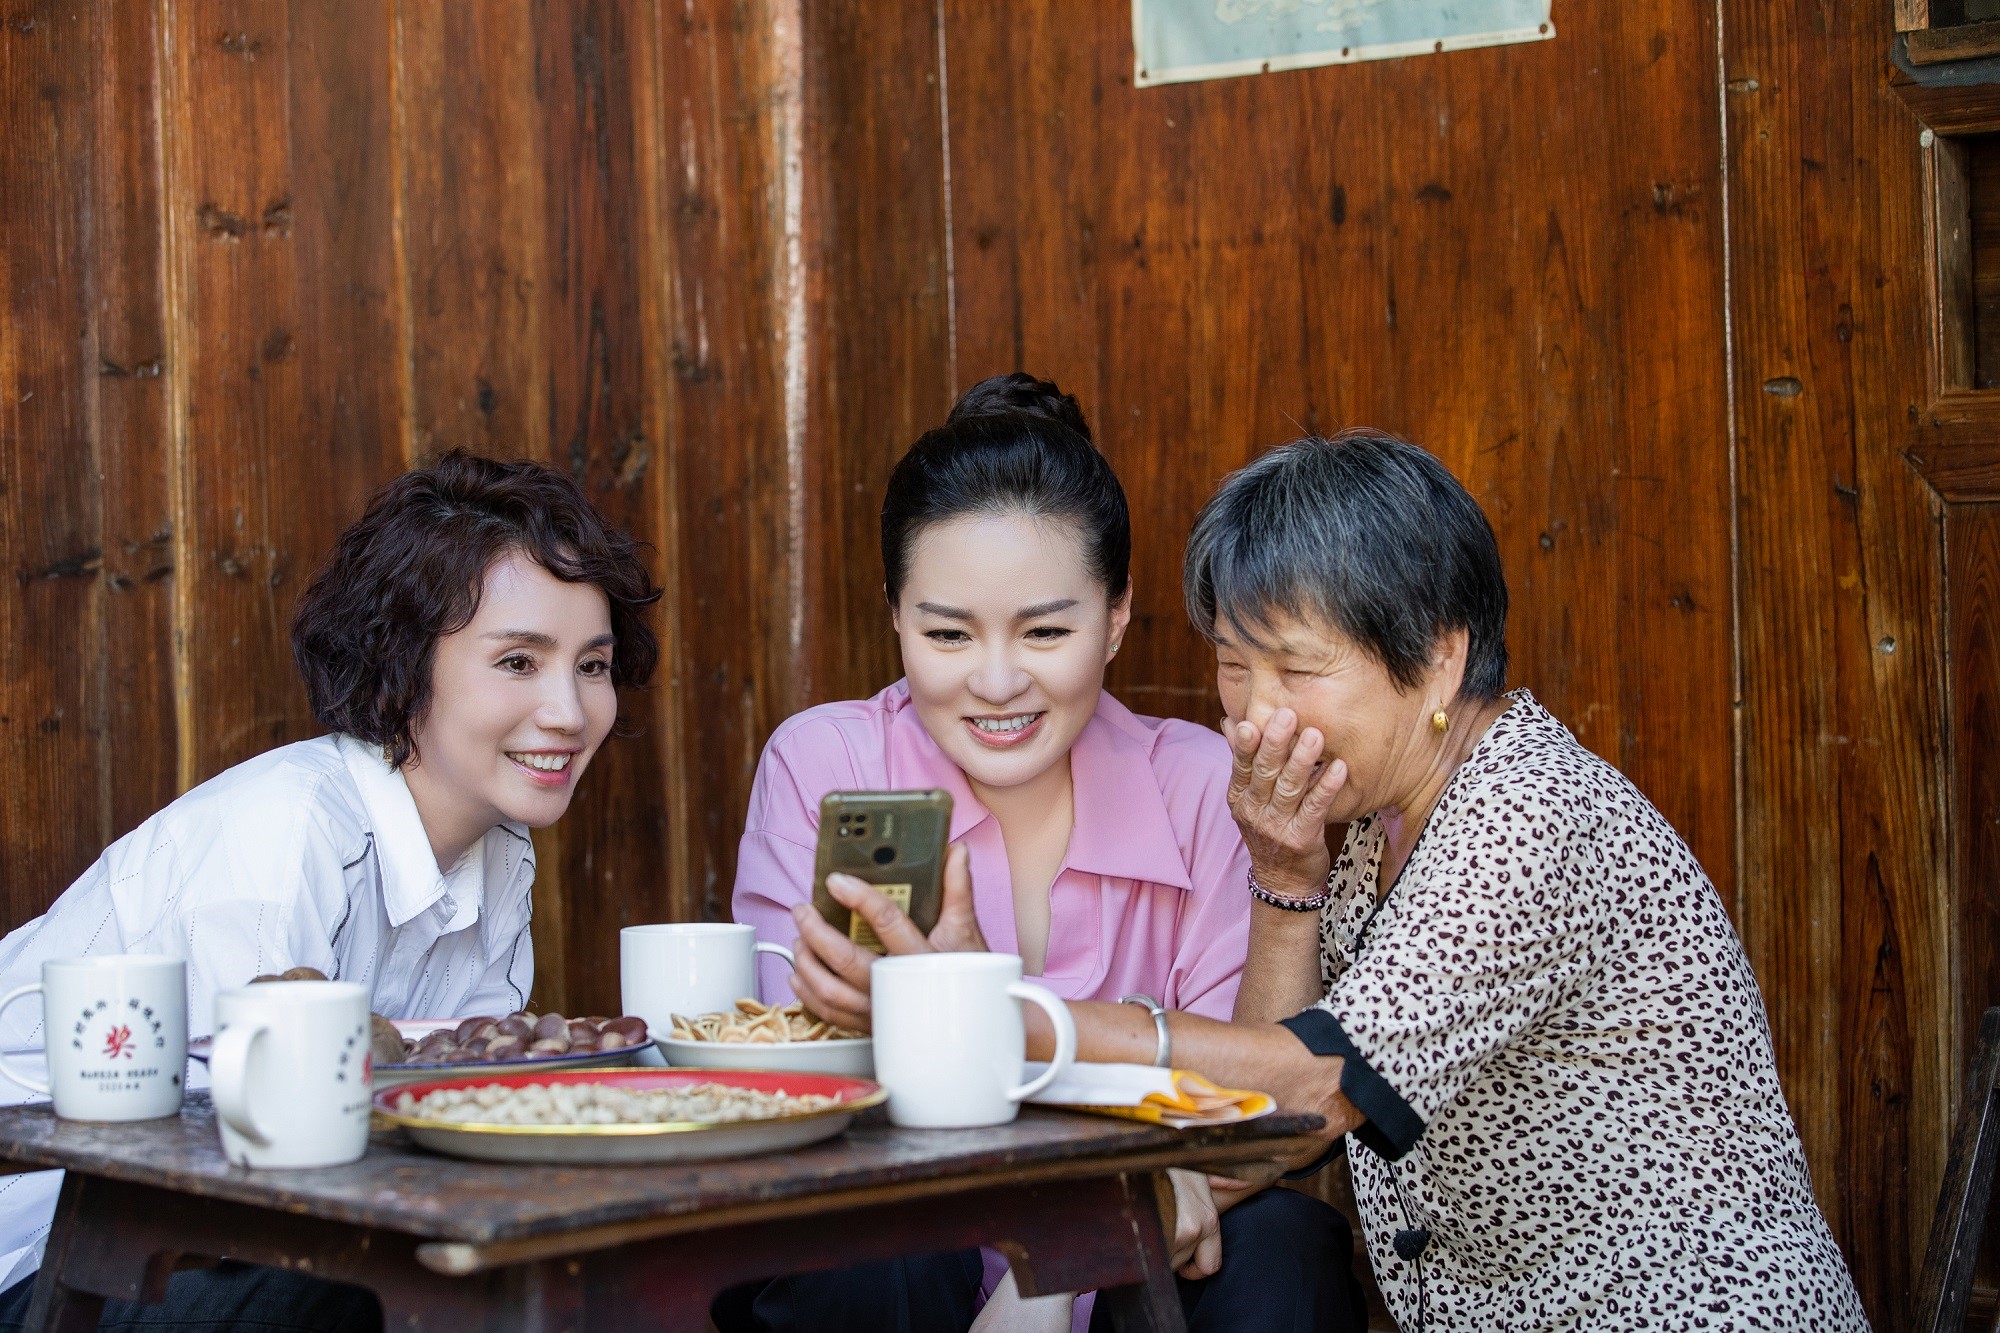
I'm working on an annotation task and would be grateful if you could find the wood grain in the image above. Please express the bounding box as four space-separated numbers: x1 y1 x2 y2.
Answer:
1930 133 1975 393
396 0 546 463
0 2 111 922
35 1164 1204 1331
649 0 815 922
161 0 406 786
797 0 952 711
1951 509 2000 1127
1 1 704 1006
0 1096 1317 1243
526 0 675 1013
91 1 177 849
1909 21 2000 65
1947 510 2000 1307
1724 1 1951 1320
939 1 1735 896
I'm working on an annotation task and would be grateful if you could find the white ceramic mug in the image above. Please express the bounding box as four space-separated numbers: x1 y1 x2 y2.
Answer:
871 953 1077 1128
210 981 372 1168
620 923 795 1035
0 956 187 1122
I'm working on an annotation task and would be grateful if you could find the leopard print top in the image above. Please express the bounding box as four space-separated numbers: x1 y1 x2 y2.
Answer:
1309 691 1868 1331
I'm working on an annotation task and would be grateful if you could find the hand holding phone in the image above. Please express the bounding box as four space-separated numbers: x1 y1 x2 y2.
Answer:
790 841 987 1034
811 790 952 952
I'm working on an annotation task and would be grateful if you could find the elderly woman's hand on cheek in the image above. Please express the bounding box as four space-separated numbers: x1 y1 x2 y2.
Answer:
1226 707 1349 900
788 842 986 1032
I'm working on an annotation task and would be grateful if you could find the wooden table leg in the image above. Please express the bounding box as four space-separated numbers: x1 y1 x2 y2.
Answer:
28 1166 1191 1332
574 1169 1187 1332
21 1174 560 1332
1086 1171 1184 1333
24 1174 107 1333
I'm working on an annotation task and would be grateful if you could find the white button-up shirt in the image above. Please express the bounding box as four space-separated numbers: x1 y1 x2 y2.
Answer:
0 734 537 1289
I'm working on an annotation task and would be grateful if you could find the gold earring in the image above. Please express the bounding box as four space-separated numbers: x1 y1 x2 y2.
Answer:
1431 709 1448 733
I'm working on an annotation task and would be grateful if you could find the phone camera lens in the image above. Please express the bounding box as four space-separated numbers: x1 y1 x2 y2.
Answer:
872 845 895 866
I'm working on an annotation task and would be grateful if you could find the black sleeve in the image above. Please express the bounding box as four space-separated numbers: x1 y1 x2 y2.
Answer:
1279 1006 1426 1162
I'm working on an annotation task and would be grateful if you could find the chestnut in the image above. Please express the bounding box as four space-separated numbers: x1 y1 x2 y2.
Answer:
604 1016 649 1043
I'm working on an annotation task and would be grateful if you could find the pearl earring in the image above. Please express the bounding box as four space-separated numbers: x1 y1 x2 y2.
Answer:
1431 709 1448 733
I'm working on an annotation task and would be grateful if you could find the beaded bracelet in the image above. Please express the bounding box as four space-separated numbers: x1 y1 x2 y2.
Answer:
1247 865 1333 912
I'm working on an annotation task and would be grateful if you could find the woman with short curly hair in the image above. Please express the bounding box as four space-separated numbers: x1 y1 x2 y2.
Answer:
0 451 659 1333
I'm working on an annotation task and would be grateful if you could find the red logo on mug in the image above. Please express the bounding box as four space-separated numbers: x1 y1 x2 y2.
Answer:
102 1025 135 1060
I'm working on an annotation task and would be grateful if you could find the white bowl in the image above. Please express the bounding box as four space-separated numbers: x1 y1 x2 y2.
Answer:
655 1036 874 1078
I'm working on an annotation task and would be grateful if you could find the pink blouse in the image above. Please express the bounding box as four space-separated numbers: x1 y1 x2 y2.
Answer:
733 681 1252 1020
733 681 1251 1323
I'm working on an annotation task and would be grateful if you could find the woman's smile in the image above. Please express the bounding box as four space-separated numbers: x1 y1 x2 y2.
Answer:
506 748 579 787
964 711 1046 748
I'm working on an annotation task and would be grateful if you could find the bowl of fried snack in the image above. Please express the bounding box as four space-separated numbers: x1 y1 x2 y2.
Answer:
657 999 873 1077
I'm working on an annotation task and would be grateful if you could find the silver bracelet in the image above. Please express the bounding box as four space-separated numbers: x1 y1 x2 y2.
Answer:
1247 865 1334 912
1119 993 1172 1068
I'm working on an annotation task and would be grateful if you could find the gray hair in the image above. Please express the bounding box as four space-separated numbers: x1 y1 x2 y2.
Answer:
1182 430 1509 701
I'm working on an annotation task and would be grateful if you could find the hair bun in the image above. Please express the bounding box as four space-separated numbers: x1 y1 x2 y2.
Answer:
946 372 1092 444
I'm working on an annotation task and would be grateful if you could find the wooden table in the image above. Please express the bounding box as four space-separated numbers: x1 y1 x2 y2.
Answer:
0 1094 1322 1332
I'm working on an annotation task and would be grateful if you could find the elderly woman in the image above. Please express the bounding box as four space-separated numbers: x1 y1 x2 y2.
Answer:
794 430 1868 1332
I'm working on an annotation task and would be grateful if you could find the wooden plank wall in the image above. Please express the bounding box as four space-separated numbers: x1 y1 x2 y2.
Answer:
2 2 178 935
932 2 1736 898
0 0 850 1017
1723 3 1951 1318
0 2 1975 1322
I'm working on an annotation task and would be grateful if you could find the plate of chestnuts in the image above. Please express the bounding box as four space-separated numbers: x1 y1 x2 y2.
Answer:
192 1002 654 1088
373 1012 654 1087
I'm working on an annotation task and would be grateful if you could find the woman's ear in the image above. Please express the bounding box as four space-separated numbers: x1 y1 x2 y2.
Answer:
886 584 900 634
1108 581 1135 658
1431 627 1471 701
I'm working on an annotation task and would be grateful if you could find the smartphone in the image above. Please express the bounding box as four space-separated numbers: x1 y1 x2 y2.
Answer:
811 790 952 952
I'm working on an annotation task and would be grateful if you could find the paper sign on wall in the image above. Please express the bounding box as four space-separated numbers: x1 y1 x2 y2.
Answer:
1133 0 1554 88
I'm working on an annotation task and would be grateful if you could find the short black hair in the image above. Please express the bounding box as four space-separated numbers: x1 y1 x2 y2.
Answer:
1183 429 1509 701
881 372 1131 604
292 451 661 765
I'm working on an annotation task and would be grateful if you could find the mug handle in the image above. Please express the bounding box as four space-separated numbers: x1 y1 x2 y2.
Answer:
755 941 797 972
0 986 49 1097
209 1022 274 1146
1006 981 1077 1103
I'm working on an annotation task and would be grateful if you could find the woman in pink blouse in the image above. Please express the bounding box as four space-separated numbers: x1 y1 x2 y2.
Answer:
733 372 1243 1011
716 376 1363 1333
